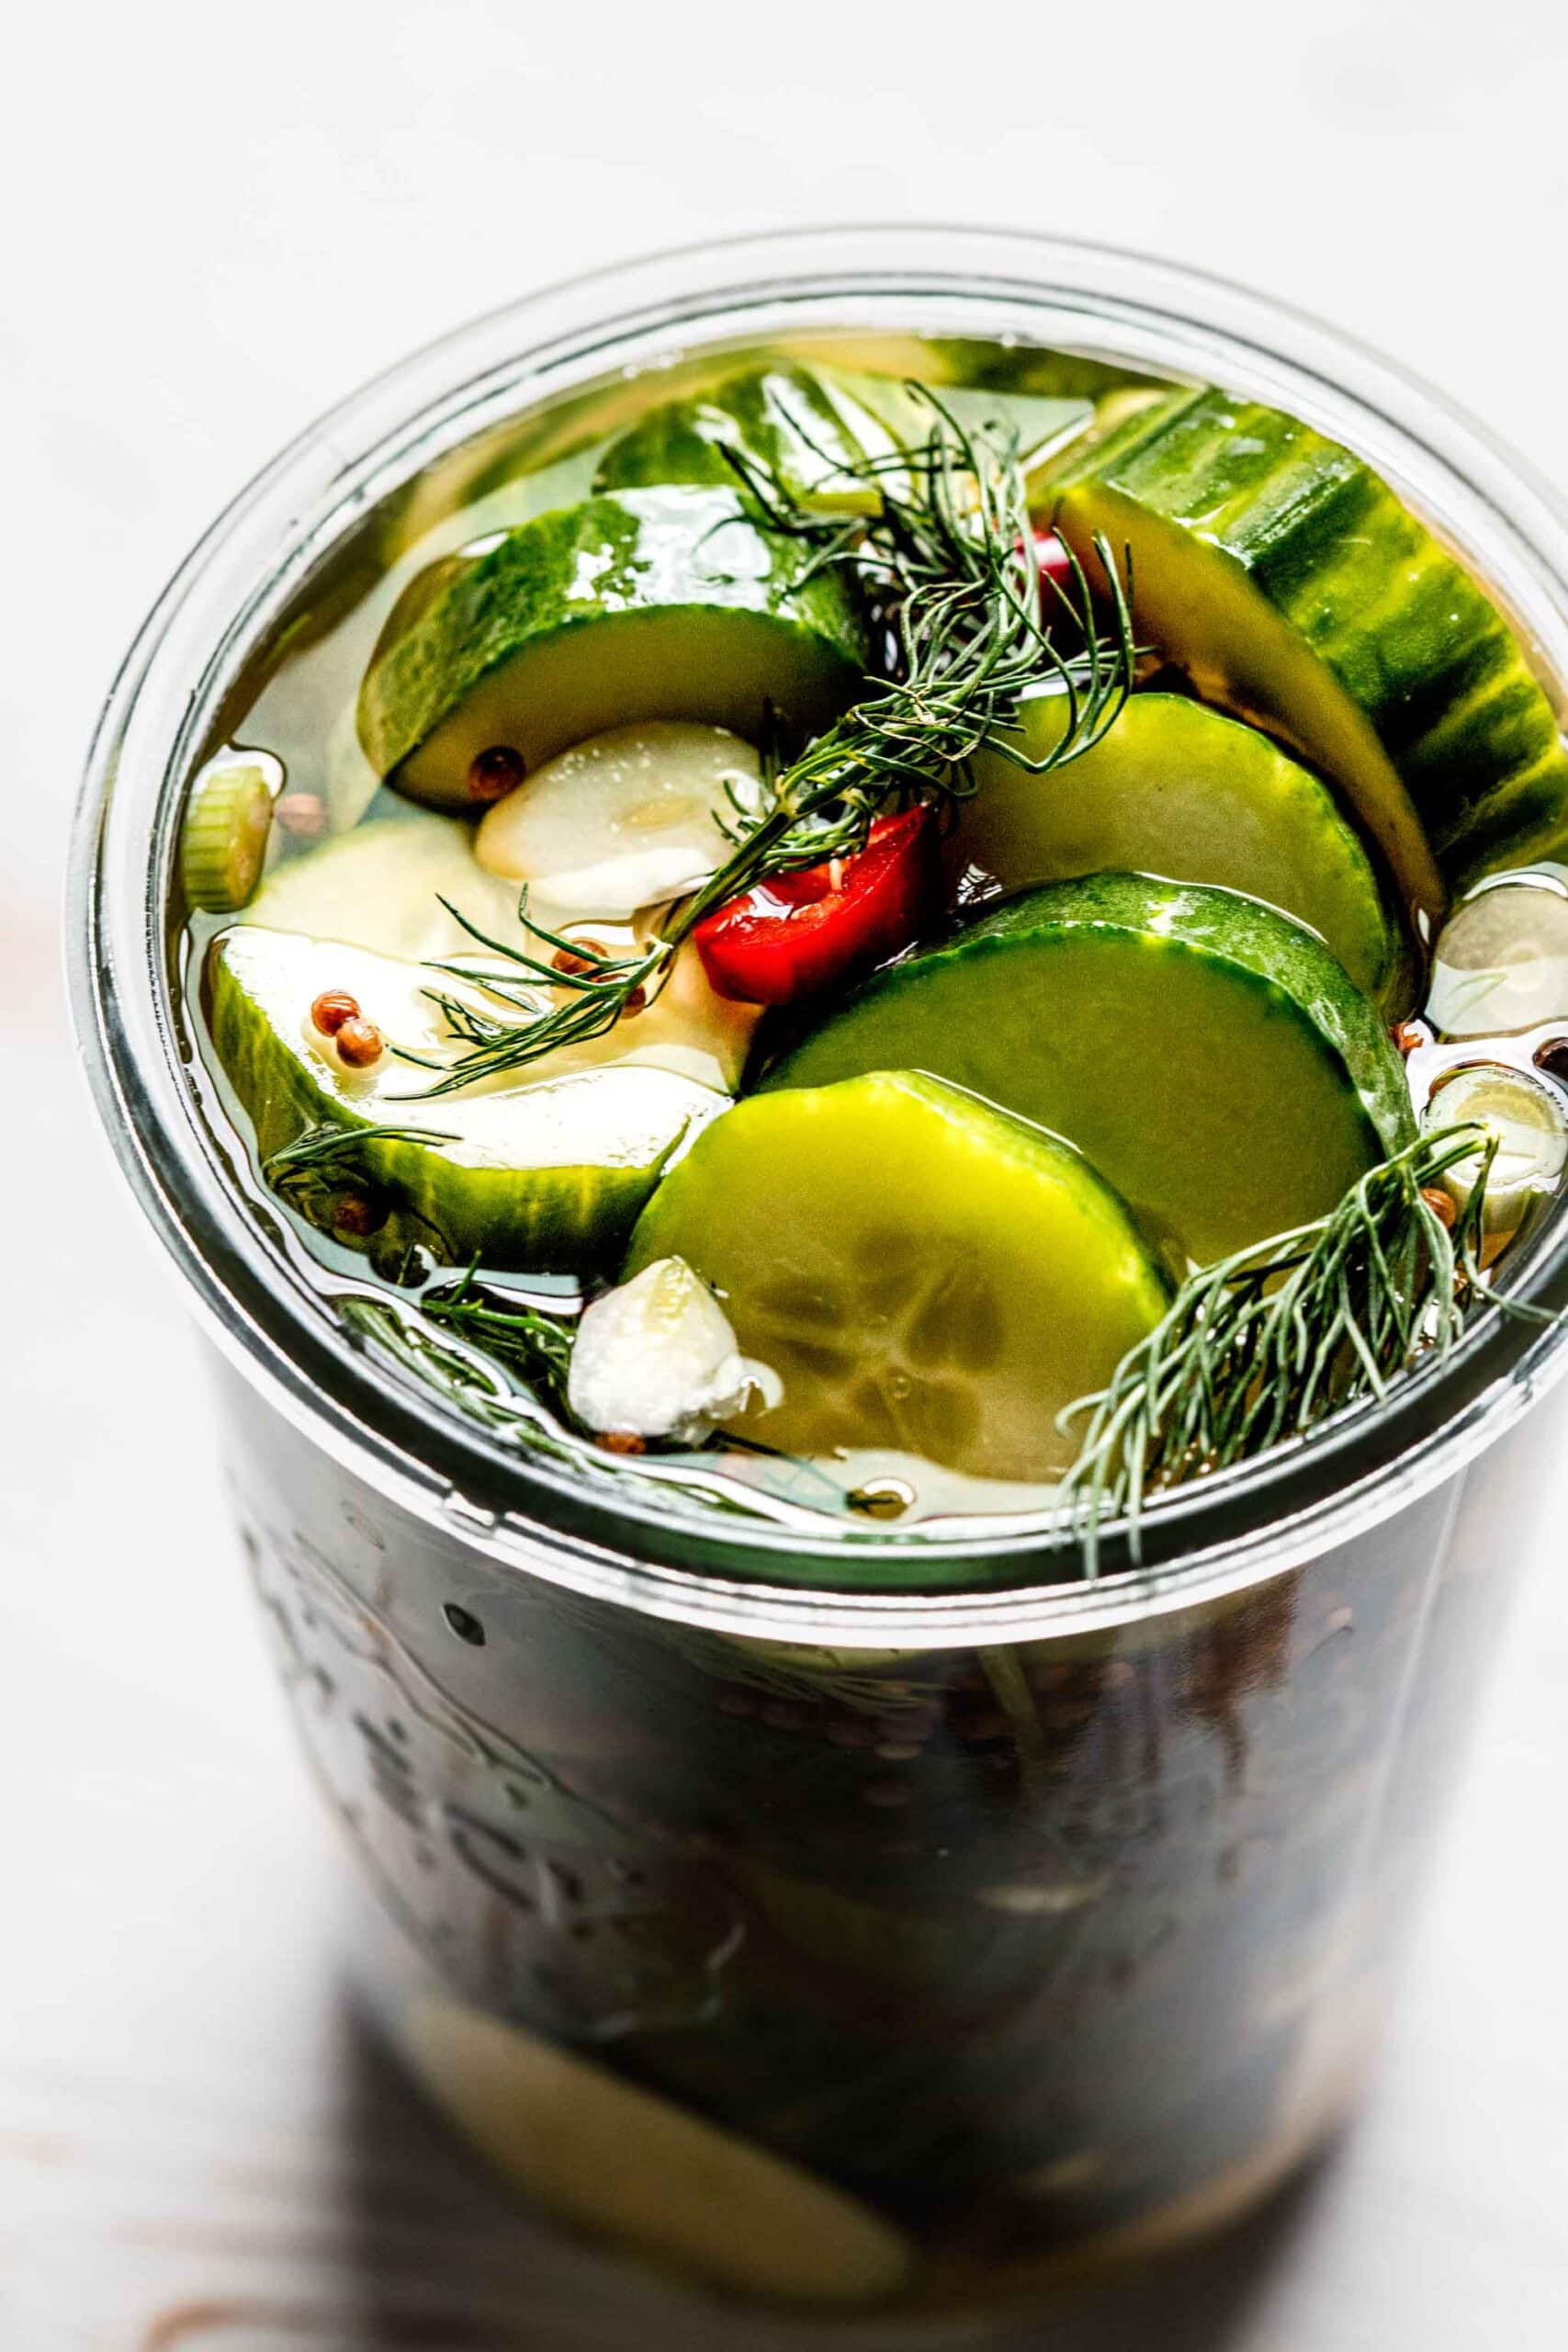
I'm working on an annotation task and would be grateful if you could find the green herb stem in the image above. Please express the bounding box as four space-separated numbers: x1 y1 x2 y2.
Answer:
402 391 1135 1096
1057 1121 1547 1572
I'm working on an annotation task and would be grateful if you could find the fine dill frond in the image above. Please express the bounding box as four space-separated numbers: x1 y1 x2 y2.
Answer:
330 1123 1560 1547
1057 1122 1551 1573
390 894 665 1098
263 1122 458 1179
419 1261 575 1398
400 391 1135 1095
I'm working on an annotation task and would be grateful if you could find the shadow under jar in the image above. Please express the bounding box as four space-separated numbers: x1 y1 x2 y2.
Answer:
71 229 1568 2320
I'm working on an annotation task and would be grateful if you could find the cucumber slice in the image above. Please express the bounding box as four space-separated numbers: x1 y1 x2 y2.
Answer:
246 808 525 961
180 755 277 911
594 364 1090 512
475 721 761 920
625 1071 1170 1480
764 876 1415 1267
242 806 759 1088
593 363 916 514
209 925 730 1268
357 487 868 812
957 691 1401 1004
400 1997 913 2305
1052 389 1568 915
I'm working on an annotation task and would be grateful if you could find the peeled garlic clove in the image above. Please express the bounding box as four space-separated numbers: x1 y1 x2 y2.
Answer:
568 1255 781 1442
476 721 761 919
1422 1061 1568 1244
1425 874 1568 1038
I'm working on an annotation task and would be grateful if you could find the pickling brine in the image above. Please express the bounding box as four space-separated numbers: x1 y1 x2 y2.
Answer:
180 334 1568 1538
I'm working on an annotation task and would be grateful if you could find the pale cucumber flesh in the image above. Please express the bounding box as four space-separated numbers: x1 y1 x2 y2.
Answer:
400 1996 914 2306
209 924 731 1269
626 1071 1171 1481
957 691 1402 1004
765 876 1414 1268
1056 476 1447 931
243 807 760 1088
358 488 867 811
1053 387 1568 910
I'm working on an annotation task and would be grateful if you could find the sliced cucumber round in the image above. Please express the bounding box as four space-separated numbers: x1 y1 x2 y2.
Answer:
1051 388 1568 911
764 876 1416 1267
357 486 868 812
625 1071 1170 1480
593 362 912 514
957 691 1401 1004
180 755 277 911
594 362 1090 513
245 807 525 961
209 924 731 1269
400 1996 913 2305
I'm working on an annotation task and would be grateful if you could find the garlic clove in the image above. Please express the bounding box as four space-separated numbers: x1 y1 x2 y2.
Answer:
568 1256 781 1444
476 722 761 920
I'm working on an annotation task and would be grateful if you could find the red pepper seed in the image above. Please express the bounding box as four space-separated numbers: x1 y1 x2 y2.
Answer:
1391 1019 1429 1056
468 745 525 803
310 989 360 1037
600 1430 647 1456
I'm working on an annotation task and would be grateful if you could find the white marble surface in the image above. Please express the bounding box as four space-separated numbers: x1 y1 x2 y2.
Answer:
5 3 1568 2341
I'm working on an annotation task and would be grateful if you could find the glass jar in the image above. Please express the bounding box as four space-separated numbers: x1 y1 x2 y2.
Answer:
68 228 1568 2318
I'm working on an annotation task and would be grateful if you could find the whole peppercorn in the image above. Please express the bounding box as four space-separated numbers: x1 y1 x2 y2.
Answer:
310 989 360 1037
1419 1184 1457 1231
551 944 606 978
468 745 525 803
335 1016 384 1069
334 1192 386 1238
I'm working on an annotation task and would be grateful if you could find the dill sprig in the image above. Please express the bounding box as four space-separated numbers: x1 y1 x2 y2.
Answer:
400 391 1135 1096
263 1122 458 1193
393 901 664 1097
331 1124 1558 1556
419 1261 575 1397
1057 1121 1550 1572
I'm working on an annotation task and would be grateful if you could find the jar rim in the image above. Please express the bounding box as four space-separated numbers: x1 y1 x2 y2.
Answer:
67 222 1568 1634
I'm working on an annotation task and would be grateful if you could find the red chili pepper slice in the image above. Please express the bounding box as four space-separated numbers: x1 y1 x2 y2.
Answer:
693 806 942 1006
